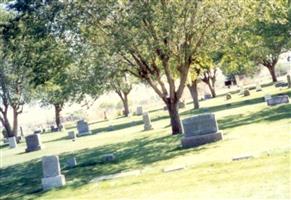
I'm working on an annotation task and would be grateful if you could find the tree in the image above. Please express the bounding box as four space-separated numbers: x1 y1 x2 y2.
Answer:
229 0 290 82
67 0 244 135
109 72 134 117
0 11 32 138
0 6 33 137
187 65 201 109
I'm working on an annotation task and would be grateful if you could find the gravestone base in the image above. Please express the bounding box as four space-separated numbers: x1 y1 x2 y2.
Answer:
144 125 153 131
41 175 66 190
26 146 42 152
181 132 223 149
8 137 17 148
77 131 92 137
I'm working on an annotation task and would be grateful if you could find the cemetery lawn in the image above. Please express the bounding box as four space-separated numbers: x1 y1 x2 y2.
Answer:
1 85 291 200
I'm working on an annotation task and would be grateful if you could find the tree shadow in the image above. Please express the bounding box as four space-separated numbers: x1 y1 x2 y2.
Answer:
218 104 291 130
0 134 208 200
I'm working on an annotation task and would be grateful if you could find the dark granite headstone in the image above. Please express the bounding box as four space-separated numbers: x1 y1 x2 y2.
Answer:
76 120 91 136
181 113 222 148
25 134 42 152
267 95 289 106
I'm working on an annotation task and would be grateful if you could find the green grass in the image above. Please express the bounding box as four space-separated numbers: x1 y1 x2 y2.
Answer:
0 85 290 200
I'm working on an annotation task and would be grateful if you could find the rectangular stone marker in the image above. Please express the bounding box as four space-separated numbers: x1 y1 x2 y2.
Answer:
232 155 254 161
90 170 141 183
136 106 143 116
256 83 262 92
76 120 91 136
163 165 185 173
8 137 17 148
267 95 289 106
239 86 244 95
275 81 288 88
178 101 186 109
25 134 42 152
41 155 66 190
204 94 212 99
287 75 291 88
67 131 76 140
181 113 222 148
66 157 77 168
143 112 153 131
100 154 116 163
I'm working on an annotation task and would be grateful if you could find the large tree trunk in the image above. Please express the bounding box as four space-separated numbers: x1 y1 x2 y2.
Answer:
263 58 278 83
54 103 63 131
122 93 130 117
166 99 183 135
0 115 13 138
267 65 277 82
207 82 216 98
187 80 199 109
12 106 18 137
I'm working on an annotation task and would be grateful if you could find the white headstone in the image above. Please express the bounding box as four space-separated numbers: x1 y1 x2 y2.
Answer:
256 82 262 92
136 106 143 116
8 137 17 148
142 112 153 131
41 155 66 190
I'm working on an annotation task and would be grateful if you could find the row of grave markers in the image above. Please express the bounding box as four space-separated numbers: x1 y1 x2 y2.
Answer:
8 102 291 190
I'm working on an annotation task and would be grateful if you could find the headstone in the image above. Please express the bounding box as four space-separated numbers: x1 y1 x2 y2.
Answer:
204 94 212 100
90 170 141 183
136 106 143 116
266 95 289 106
243 89 250 97
76 120 91 136
50 126 58 132
226 93 232 100
275 81 288 88
67 131 76 140
224 80 232 88
20 126 24 137
66 157 77 168
41 155 66 190
34 129 42 134
142 112 153 131
181 113 223 148
25 134 42 152
256 83 262 92
239 86 244 95
100 154 116 163
163 165 185 173
107 125 114 131
232 155 254 161
178 101 186 109
264 94 272 102
8 136 17 148
287 75 291 88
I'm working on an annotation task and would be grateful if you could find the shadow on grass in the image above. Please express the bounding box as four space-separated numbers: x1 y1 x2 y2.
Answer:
180 96 266 117
0 134 204 200
218 104 291 129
